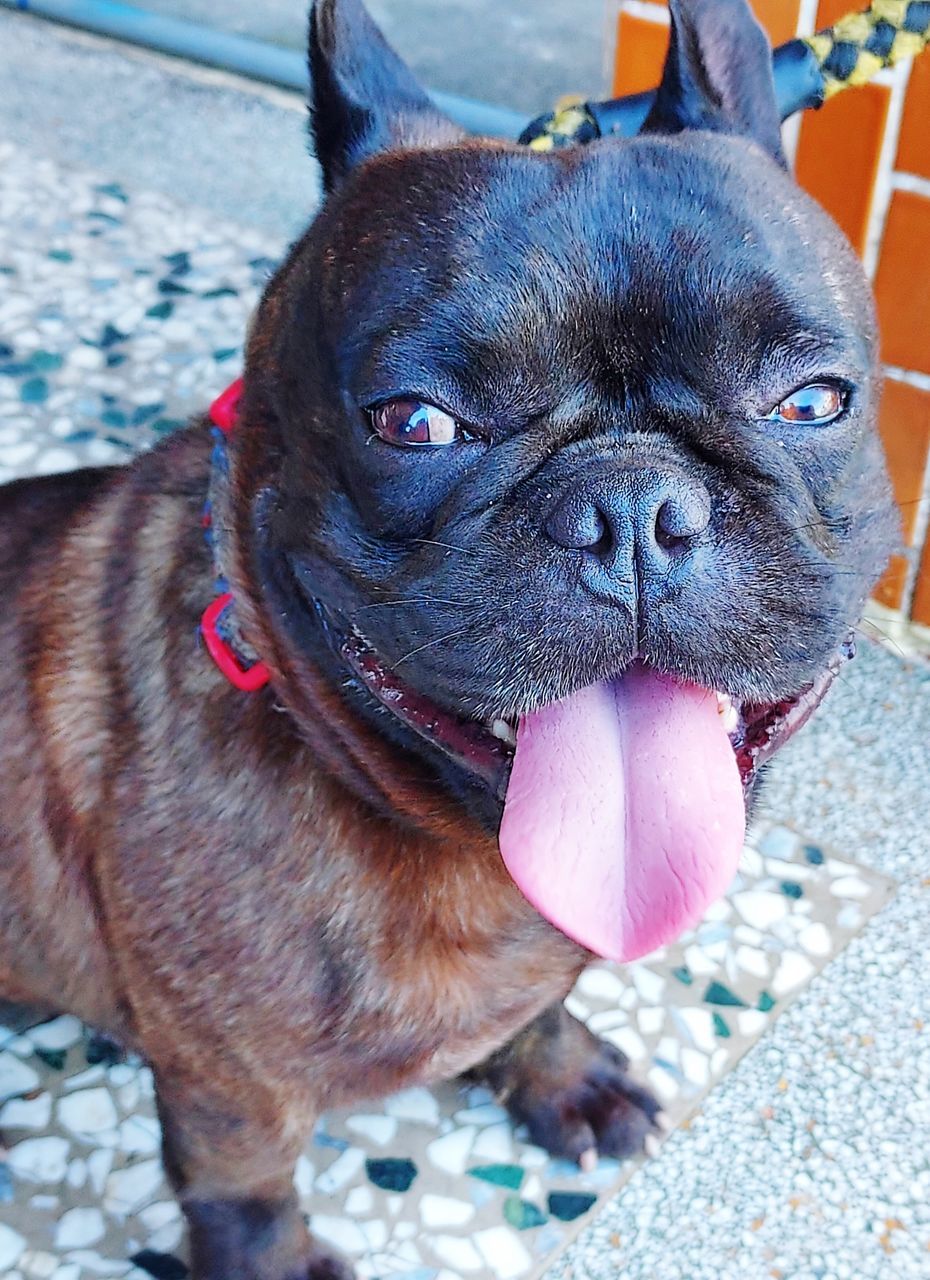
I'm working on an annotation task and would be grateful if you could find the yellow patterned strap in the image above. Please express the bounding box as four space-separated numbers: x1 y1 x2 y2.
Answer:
521 95 600 152
803 0 930 99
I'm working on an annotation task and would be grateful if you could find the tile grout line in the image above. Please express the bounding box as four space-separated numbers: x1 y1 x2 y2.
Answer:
884 363 930 394
892 169 930 199
783 0 820 168
885 366 930 622
619 0 670 29
601 2 621 99
862 59 912 281
797 0 820 33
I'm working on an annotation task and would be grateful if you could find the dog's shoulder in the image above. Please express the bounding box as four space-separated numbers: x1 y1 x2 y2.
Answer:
0 425 212 581
0 465 115 583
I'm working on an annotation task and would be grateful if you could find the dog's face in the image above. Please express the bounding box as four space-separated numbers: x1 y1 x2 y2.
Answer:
243 0 895 959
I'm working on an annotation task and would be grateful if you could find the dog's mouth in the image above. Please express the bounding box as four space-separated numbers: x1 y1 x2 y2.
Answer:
332 614 853 963
341 624 854 797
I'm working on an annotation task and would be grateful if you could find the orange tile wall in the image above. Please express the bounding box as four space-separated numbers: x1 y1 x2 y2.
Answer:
897 52 930 180
612 11 668 97
609 0 930 636
874 379 930 610
874 192 930 378
794 84 891 256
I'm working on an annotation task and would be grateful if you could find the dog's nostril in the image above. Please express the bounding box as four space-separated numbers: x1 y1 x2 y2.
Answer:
654 492 710 552
589 515 614 560
545 496 612 555
655 501 689 551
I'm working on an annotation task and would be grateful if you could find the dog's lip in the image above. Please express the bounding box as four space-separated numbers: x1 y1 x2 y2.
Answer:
340 625 514 799
330 609 856 802
729 633 855 783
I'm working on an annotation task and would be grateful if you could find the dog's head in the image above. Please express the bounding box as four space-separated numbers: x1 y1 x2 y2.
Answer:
236 0 895 959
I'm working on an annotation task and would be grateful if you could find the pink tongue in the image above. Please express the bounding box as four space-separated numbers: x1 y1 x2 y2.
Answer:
498 664 745 962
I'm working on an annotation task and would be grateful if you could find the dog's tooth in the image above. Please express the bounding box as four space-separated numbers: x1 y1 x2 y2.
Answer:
491 718 516 747
716 693 739 735
644 1134 662 1159
579 1148 598 1173
655 1111 672 1133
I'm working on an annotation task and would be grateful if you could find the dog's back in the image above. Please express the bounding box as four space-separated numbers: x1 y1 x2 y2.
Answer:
0 442 214 1033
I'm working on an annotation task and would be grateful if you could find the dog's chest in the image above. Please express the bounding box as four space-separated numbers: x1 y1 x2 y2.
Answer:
309 841 587 1098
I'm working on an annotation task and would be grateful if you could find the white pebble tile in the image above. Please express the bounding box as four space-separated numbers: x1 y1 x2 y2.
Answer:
103 1158 163 1215
733 891 789 930
383 1087 440 1126
799 922 832 956
54 1208 105 1250
427 1233 484 1272
0 1093 52 1130
420 1194 475 1228
7 1138 70 1184
772 953 816 995
473 1225 532 1278
308 1214 368 1256
426 1126 477 1176
577 967 626 1002
27 1018 83 1052
314 1148 365 1195
0 1224 26 1270
471 1122 515 1163
344 1113 397 1146
58 1089 119 1137
602 1025 646 1062
343 1185 374 1216
293 1154 315 1198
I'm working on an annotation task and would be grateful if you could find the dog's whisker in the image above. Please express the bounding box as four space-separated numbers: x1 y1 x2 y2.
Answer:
352 597 469 614
855 617 908 659
390 627 471 669
410 537 473 555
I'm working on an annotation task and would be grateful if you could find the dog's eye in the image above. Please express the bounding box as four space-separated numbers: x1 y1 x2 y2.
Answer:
369 399 463 447
768 383 847 426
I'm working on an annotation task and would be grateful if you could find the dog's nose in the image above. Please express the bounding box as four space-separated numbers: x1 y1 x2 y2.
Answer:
544 467 710 581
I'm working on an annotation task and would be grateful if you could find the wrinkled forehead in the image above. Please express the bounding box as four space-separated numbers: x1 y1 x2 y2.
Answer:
320 135 871 395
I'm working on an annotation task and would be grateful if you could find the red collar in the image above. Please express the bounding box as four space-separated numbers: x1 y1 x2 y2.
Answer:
199 380 272 692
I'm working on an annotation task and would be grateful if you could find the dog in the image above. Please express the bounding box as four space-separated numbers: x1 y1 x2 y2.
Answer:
0 0 895 1275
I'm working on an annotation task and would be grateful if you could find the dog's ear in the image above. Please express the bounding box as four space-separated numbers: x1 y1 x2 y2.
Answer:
309 0 465 191
640 0 784 164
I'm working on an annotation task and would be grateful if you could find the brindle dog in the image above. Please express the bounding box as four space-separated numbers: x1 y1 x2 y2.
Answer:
0 0 894 1276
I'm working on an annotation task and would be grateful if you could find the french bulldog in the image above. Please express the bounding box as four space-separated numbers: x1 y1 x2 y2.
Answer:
0 0 894 1275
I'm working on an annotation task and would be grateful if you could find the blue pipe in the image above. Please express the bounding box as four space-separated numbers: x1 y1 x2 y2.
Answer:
0 0 528 139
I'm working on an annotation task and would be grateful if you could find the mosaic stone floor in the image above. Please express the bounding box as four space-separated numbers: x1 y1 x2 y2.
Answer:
0 136 910 1280
0 140 275 483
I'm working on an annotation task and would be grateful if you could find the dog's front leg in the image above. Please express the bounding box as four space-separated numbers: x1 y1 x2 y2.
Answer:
154 1073 352 1280
472 1002 661 1168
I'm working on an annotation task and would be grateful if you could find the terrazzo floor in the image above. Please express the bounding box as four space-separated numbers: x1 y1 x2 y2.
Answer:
0 65 928 1280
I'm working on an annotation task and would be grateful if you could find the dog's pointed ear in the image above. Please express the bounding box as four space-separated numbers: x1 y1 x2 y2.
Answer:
640 0 784 164
309 0 466 191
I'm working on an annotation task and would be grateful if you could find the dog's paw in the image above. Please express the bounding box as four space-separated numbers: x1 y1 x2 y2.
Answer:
306 1249 355 1280
513 1037 662 1167
484 1010 664 1169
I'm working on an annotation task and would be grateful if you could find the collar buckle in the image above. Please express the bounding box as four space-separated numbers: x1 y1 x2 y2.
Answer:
209 378 244 434
201 593 271 692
